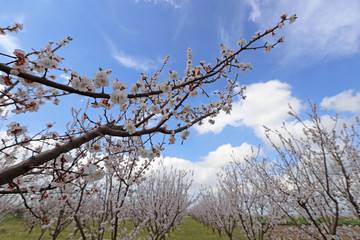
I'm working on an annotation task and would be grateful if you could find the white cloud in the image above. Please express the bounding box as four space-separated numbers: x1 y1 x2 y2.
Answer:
134 0 184 8
246 0 261 21
0 15 24 55
320 89 360 113
59 73 70 84
245 0 360 61
151 142 256 192
199 142 255 168
113 52 157 72
0 35 21 55
218 23 231 47
105 37 158 72
195 80 302 140
216 3 247 46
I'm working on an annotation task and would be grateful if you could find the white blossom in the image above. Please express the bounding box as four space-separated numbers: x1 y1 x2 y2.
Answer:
160 82 172 94
246 62 252 69
237 38 246 45
111 79 128 90
168 70 179 80
35 56 59 69
94 71 109 88
289 14 297 24
124 122 136 134
83 164 105 182
110 89 128 105
150 104 160 114
264 44 273 53
181 130 190 140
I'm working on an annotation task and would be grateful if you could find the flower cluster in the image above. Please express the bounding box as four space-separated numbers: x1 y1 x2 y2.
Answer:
0 23 23 35
41 219 55 229
110 89 128 105
6 122 27 136
93 70 110 88
70 72 94 92
82 164 105 182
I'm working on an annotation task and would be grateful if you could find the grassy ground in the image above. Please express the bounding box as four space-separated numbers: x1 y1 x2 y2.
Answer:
0 215 76 240
165 216 238 240
0 216 234 240
1 215 359 240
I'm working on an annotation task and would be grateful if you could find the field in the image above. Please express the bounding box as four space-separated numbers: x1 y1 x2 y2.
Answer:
0 216 233 240
1 215 360 240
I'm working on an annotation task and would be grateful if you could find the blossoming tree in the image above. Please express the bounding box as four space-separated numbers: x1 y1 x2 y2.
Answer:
192 104 360 240
0 14 296 234
256 103 360 239
127 163 193 240
20 153 155 240
190 156 285 240
218 158 285 240
195 187 238 239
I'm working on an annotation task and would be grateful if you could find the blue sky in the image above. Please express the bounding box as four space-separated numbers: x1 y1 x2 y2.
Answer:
1 0 360 189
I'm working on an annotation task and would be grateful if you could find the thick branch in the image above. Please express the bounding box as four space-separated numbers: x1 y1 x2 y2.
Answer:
0 117 201 186
0 128 101 185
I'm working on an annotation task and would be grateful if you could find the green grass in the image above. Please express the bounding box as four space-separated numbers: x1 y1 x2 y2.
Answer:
280 216 360 226
0 215 236 240
0 215 73 240
2 215 359 240
162 216 237 240
338 217 360 226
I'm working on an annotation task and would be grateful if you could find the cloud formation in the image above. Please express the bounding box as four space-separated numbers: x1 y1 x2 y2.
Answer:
106 37 158 72
320 89 360 113
0 35 21 55
216 2 248 47
151 143 256 192
195 80 302 140
244 0 360 61
134 0 184 8
113 52 157 72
